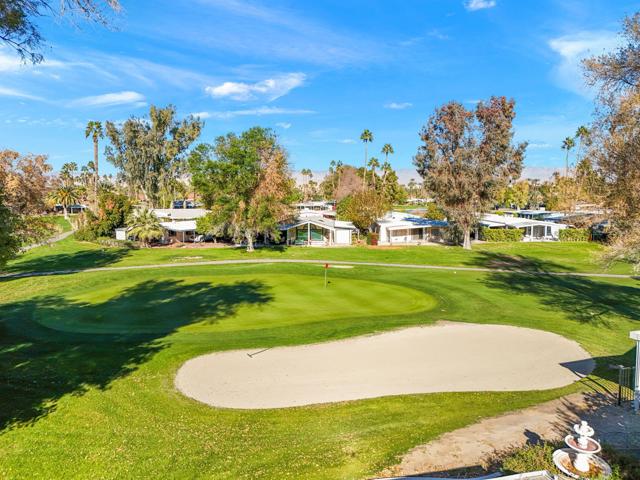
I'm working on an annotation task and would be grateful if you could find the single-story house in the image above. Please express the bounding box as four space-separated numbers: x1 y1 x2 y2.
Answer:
373 211 448 245
152 208 208 243
54 203 87 214
480 213 567 241
279 215 356 246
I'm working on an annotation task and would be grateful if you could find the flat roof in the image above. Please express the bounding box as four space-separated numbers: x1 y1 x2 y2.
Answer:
160 220 197 232
151 208 208 220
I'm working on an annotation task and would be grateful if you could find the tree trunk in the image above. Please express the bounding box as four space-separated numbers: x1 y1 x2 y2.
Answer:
93 139 99 209
462 227 472 250
63 205 68 219
246 233 254 252
362 145 368 189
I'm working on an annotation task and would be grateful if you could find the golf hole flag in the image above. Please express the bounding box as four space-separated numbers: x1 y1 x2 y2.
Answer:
324 263 329 288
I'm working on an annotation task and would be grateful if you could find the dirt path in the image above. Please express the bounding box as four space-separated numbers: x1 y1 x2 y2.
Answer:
379 392 640 478
20 230 74 252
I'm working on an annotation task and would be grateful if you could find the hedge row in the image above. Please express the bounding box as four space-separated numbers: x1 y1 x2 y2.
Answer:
559 228 590 242
480 227 524 242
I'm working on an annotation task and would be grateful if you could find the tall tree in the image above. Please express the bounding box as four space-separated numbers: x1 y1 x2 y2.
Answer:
189 127 294 252
337 189 389 232
360 129 373 189
381 143 394 164
0 150 52 214
105 105 202 207
0 190 19 269
583 13 640 271
574 125 591 162
561 136 576 177
85 121 103 208
414 97 526 249
0 0 120 63
367 157 379 188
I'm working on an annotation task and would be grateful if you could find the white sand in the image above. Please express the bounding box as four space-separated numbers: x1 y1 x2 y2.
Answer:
175 323 594 409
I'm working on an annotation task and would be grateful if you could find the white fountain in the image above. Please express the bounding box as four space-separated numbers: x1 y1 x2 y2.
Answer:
552 420 612 479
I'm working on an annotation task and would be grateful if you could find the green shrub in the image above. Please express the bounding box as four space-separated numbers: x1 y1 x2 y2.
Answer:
559 228 590 242
95 237 140 249
480 227 524 242
74 226 97 242
498 442 636 480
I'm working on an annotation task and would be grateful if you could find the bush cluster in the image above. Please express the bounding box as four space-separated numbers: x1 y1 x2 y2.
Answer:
498 442 639 480
480 227 524 242
74 192 132 243
559 228 590 242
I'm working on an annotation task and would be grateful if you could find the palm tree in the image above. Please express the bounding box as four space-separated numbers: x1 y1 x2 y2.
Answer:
381 143 394 164
127 208 164 247
49 185 81 219
380 161 392 189
85 121 103 207
368 157 380 188
574 125 590 163
561 136 576 177
360 129 373 188
300 168 311 200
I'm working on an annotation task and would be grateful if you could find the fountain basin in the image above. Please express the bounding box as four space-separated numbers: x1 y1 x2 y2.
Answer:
553 448 612 479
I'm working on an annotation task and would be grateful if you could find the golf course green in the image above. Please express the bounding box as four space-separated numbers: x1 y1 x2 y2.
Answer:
0 243 638 479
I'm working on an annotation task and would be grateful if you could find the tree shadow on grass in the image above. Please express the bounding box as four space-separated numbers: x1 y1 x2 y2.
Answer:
465 250 577 273
471 252 640 327
1 247 132 277
0 279 272 431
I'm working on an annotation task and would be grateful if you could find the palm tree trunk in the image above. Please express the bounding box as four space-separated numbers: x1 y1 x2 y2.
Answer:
93 138 99 209
362 144 367 189
63 205 68 220
246 233 254 252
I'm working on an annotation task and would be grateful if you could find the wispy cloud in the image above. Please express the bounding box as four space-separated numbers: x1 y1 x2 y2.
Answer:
70 91 147 108
548 30 619 96
205 73 306 101
0 86 43 101
465 0 496 11
200 106 315 119
385 102 413 110
338 138 355 144
168 0 387 66
276 122 292 129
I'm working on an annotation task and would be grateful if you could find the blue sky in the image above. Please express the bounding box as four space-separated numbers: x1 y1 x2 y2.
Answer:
0 0 637 180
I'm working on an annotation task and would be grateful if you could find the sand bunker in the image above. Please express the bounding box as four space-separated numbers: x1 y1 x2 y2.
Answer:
175 323 593 409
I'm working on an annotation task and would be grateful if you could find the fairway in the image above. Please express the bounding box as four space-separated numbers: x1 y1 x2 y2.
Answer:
1 259 638 479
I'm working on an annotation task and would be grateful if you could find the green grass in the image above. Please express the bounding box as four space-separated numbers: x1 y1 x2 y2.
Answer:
0 258 638 479
50 215 73 233
4 235 633 275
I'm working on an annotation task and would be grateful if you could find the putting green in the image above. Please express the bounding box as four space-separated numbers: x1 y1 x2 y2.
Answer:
34 273 437 334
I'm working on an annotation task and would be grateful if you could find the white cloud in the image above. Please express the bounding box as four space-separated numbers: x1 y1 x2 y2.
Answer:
465 0 496 11
202 106 315 119
70 91 147 108
548 31 619 96
191 111 212 119
205 73 306 101
276 122 292 129
338 138 356 144
528 142 552 149
0 86 43 101
385 102 413 110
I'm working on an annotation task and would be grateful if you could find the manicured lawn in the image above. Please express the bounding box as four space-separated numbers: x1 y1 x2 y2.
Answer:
0 260 637 479
50 215 73 233
4 235 633 275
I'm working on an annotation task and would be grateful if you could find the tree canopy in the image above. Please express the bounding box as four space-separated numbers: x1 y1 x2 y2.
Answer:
414 96 526 249
0 0 120 63
189 127 295 251
104 105 202 208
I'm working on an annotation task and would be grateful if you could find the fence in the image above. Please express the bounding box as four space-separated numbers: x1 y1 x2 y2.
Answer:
612 365 635 406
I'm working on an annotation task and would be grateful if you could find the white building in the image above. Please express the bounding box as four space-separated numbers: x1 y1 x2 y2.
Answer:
374 211 448 245
279 215 356 246
152 208 208 243
480 213 567 241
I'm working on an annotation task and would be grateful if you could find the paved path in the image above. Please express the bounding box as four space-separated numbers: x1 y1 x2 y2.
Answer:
1 257 638 280
378 392 640 478
20 230 74 252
